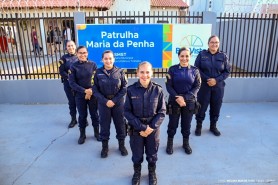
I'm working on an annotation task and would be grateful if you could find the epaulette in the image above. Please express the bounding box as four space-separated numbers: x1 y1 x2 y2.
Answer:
190 65 198 69
152 81 162 88
59 59 64 65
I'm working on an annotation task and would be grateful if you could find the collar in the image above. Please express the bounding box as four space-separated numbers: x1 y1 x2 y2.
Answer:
136 80 152 89
179 64 191 69
207 49 219 55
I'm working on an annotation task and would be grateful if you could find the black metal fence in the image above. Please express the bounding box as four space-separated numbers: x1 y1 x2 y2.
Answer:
0 11 277 80
216 13 278 78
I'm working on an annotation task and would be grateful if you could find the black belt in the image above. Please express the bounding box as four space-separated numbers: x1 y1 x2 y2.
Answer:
105 95 115 100
139 117 152 124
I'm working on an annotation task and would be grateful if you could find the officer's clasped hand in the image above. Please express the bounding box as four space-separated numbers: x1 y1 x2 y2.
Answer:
139 125 153 137
84 88 93 100
106 100 115 108
207 78 216 86
175 96 186 107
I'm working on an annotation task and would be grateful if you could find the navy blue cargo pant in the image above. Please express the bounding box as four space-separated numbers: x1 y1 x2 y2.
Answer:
75 93 99 128
130 129 160 164
63 80 77 118
167 104 193 139
98 98 126 141
196 82 225 124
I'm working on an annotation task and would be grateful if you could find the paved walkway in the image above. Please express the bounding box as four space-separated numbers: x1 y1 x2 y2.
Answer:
0 103 278 185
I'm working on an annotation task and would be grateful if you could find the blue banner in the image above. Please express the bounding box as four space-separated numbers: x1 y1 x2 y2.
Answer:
77 24 163 68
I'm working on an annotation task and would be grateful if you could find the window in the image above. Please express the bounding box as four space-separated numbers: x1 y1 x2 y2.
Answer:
115 19 136 24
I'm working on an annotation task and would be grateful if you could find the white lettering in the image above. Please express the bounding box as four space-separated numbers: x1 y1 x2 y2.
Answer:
126 40 154 47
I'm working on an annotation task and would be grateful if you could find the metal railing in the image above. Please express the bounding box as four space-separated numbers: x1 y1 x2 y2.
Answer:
217 13 278 77
1 11 277 80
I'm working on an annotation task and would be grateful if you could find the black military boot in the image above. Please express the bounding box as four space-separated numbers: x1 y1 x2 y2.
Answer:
148 163 157 185
118 139 128 156
210 123 221 136
78 127 86 144
183 138 192 154
93 126 101 141
195 122 202 136
132 163 141 185
166 137 174 155
68 117 77 128
101 140 109 158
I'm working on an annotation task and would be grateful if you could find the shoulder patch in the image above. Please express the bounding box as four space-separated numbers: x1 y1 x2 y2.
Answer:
166 74 171 79
152 81 162 88
68 69 71 74
59 60 64 65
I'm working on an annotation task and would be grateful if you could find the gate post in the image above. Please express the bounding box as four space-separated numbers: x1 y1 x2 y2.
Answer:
73 12 85 47
203 11 217 35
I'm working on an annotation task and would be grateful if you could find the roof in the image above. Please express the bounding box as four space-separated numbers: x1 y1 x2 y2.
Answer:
151 0 189 8
1 0 113 9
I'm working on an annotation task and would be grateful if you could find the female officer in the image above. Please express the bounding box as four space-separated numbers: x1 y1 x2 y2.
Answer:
125 62 166 185
194 35 231 136
69 46 100 144
59 40 78 128
165 47 201 155
93 50 128 158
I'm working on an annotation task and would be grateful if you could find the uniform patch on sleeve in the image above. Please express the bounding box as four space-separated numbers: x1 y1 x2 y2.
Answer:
68 69 71 74
59 60 64 65
124 75 128 83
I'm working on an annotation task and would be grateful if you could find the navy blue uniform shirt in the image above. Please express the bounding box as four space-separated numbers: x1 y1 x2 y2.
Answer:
166 64 201 101
69 60 97 94
194 50 231 83
93 66 127 105
124 81 166 131
59 54 78 80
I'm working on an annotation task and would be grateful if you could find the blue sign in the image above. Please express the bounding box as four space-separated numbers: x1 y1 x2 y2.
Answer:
77 24 163 68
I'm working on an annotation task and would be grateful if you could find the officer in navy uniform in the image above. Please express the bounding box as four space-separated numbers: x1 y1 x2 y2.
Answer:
125 62 166 185
194 35 231 136
69 46 100 144
165 47 201 155
59 40 78 128
93 50 128 158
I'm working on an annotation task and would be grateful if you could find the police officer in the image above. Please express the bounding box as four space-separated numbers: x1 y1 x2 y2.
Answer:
59 40 78 128
194 35 231 136
69 46 100 144
93 50 128 158
165 47 201 155
125 62 166 185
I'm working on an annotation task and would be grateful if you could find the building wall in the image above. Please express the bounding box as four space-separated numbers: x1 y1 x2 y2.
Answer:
1 78 278 104
109 0 151 12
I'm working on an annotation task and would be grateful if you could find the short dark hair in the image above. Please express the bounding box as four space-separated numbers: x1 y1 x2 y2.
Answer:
76 46 87 52
178 47 191 56
102 50 114 59
208 35 219 44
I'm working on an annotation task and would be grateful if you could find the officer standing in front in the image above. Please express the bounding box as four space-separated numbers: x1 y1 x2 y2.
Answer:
165 47 201 155
194 35 231 136
93 50 128 158
59 40 78 128
125 62 166 185
69 46 100 144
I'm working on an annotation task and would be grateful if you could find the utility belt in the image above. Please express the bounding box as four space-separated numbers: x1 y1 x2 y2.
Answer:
105 95 115 100
139 117 152 124
166 100 201 115
126 117 152 136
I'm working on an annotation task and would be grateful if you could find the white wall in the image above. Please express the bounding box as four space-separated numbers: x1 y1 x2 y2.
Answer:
1 78 278 104
109 0 151 12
